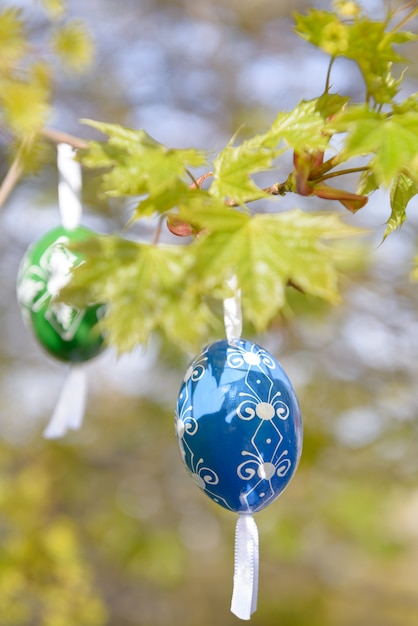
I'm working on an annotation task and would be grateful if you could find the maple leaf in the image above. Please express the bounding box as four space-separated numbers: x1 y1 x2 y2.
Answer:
210 94 347 207
185 207 362 330
61 235 218 352
80 120 207 199
266 98 335 152
294 10 350 57
385 173 418 239
210 134 280 205
332 105 418 186
295 8 416 104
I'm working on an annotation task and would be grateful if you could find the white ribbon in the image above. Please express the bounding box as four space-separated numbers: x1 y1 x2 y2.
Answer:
43 367 87 439
223 274 242 341
231 514 259 620
57 143 82 230
225 280 257 618
44 143 86 438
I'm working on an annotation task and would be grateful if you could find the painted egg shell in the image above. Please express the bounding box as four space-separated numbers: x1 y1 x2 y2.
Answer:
17 225 104 363
175 338 302 514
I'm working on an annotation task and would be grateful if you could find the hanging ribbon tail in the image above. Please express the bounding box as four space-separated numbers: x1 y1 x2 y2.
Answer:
57 143 83 229
43 367 87 439
223 274 242 341
231 514 259 621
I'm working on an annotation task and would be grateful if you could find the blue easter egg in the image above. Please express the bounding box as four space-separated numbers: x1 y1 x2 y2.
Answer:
175 338 302 514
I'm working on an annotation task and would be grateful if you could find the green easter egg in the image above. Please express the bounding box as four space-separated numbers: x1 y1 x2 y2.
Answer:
17 225 104 363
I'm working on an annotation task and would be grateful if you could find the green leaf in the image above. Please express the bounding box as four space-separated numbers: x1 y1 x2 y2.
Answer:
210 134 279 205
177 198 249 234
82 119 162 150
209 94 345 206
332 105 383 152
134 181 220 223
268 99 333 152
62 236 218 352
392 93 418 114
357 169 379 196
315 92 350 119
50 20 94 71
295 8 417 104
80 120 207 201
333 106 418 185
346 21 415 103
134 179 194 218
189 208 362 331
295 10 350 57
385 173 418 239
59 208 363 352
375 115 418 184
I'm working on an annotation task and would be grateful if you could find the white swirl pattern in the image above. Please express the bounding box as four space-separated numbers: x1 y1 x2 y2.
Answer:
17 238 85 340
226 342 277 371
183 351 208 383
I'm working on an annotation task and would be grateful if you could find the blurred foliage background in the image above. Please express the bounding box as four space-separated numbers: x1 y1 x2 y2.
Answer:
1 0 418 625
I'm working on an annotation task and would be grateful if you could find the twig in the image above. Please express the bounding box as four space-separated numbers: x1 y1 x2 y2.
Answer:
391 4 418 31
41 127 88 150
224 180 290 208
0 152 23 209
0 127 88 209
263 181 290 196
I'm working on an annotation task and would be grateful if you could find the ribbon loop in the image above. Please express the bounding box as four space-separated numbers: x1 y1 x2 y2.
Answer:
231 514 259 621
45 144 87 439
223 274 242 341
57 143 83 229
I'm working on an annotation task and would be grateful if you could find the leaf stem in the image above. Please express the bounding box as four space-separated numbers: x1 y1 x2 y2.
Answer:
308 154 343 179
152 214 165 245
324 56 336 94
186 168 199 187
313 166 369 183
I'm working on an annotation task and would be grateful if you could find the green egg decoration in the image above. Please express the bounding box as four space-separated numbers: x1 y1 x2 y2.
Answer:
17 225 104 363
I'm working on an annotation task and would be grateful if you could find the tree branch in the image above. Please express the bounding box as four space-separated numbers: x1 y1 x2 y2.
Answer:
0 127 89 210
